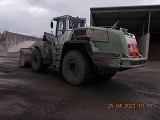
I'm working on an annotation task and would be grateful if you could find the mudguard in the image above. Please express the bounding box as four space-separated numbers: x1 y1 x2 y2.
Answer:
60 40 93 71
61 40 92 59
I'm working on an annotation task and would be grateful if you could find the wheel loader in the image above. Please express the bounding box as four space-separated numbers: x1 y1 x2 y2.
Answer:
19 15 146 85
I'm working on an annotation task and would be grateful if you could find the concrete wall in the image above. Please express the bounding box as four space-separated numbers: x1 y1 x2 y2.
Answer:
0 31 41 52
0 41 6 52
137 33 150 59
0 32 6 52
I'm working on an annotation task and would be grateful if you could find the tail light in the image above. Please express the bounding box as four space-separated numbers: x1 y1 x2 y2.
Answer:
128 43 139 58
76 35 90 40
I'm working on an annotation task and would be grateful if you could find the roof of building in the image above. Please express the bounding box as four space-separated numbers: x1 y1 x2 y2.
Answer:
90 5 160 37
91 4 160 12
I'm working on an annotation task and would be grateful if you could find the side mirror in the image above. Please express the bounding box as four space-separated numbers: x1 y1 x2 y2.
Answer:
42 35 47 41
81 20 86 24
81 18 86 23
50 21 53 28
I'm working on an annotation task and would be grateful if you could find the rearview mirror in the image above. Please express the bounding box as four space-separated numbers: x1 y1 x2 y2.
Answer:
81 19 86 24
50 20 53 28
42 35 47 41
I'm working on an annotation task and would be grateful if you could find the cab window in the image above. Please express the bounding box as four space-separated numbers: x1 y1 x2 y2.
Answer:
56 19 66 37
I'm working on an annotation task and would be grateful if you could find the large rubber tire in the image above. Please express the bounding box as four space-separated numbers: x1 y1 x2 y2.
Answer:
31 48 49 72
62 50 92 85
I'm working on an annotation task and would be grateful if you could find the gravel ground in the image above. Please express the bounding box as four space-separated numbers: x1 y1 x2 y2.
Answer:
0 54 160 120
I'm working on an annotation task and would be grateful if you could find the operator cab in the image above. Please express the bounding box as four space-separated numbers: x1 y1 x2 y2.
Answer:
51 15 86 38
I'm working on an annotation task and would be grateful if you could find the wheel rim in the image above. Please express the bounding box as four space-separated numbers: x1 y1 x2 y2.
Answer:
67 60 79 77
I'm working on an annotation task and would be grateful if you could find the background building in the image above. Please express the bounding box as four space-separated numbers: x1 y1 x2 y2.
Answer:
90 5 160 61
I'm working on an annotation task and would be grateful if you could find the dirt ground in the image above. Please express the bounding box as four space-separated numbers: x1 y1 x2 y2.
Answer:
0 54 160 120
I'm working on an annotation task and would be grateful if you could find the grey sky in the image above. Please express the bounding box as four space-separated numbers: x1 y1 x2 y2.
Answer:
0 0 159 37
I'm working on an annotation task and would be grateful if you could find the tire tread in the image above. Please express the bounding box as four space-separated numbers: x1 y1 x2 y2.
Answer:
62 50 92 85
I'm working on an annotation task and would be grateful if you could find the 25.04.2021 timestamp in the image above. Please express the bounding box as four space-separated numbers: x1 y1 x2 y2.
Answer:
107 103 153 109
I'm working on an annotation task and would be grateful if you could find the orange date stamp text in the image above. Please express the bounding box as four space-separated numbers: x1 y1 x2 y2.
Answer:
107 103 153 109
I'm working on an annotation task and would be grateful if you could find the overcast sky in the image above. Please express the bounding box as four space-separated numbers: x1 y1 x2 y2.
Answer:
0 0 159 37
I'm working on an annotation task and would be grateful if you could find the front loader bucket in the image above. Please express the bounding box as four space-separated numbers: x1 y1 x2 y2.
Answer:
19 48 32 67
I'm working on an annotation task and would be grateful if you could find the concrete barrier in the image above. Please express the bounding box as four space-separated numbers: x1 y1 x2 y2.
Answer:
0 31 42 53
